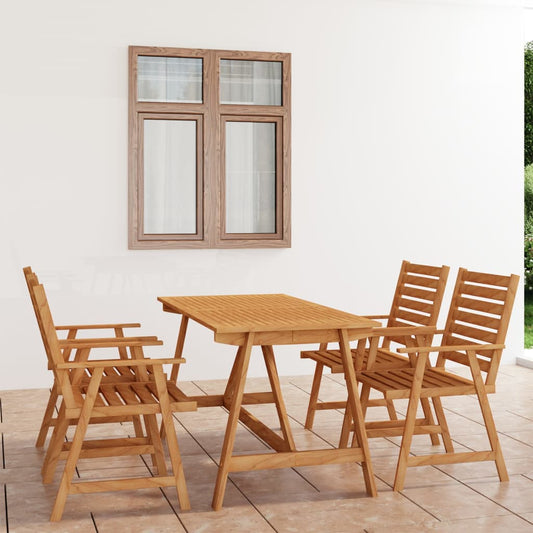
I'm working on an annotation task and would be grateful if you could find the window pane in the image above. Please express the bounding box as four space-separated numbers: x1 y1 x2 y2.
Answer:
143 119 197 234
220 60 281 105
225 122 276 234
138 56 202 103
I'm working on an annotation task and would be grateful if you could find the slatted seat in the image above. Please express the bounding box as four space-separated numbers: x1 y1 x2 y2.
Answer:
24 267 158 447
300 260 449 429
347 268 519 490
30 280 197 521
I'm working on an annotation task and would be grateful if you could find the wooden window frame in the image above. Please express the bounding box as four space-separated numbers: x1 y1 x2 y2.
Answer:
128 46 291 249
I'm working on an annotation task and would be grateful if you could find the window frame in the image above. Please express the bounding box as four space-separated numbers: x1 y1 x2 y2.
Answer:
128 46 291 249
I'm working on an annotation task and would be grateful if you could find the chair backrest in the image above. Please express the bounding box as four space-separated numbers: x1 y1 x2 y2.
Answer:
30 281 78 404
23 266 55 368
438 268 519 385
383 260 450 348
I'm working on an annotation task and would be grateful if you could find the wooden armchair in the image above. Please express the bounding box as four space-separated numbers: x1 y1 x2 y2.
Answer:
31 280 197 521
351 268 519 490
300 260 449 430
23 267 149 447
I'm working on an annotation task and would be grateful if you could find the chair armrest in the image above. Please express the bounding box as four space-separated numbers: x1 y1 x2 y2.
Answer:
57 336 162 349
397 343 505 354
55 323 141 331
57 357 184 369
362 314 389 320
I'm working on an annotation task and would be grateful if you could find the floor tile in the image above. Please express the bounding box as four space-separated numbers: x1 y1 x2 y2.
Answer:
367 514 533 532
401 482 511 521
1 366 532 531
465 474 533 515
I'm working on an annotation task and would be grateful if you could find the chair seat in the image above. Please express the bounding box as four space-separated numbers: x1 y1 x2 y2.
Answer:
67 380 197 417
82 365 153 383
358 367 496 400
301 347 410 373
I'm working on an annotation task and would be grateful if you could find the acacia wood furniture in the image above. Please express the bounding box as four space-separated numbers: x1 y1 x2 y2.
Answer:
23 267 148 448
28 279 197 521
348 268 519 490
300 261 449 439
158 293 381 510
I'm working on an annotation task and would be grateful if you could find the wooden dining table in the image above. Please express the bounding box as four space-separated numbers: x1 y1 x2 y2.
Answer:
157 293 381 510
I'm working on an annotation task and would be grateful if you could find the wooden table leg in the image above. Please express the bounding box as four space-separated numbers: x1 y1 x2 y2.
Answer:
261 345 296 451
170 315 189 383
223 345 245 407
212 332 255 511
338 329 377 497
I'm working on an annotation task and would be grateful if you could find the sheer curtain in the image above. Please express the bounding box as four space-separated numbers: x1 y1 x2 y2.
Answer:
222 60 280 234
143 119 197 234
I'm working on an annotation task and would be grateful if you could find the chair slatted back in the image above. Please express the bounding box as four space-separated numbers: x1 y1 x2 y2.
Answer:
24 266 56 370
32 282 77 404
384 260 449 348
438 268 519 385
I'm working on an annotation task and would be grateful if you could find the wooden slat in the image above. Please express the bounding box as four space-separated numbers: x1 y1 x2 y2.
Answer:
228 448 365 472
55 323 141 330
398 297 434 314
69 476 177 494
300 349 344 372
403 274 439 289
237 408 290 452
464 271 511 288
130 382 158 404
61 444 155 460
449 323 497 344
460 283 508 302
454 309 501 330
315 401 346 410
98 385 125 407
407 450 496 467
457 296 504 316
401 286 437 302
406 264 444 277
442 351 492 372
395 309 431 326
114 383 142 405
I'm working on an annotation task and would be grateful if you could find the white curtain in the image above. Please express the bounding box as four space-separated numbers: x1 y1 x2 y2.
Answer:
143 119 197 234
225 121 276 233
223 60 280 234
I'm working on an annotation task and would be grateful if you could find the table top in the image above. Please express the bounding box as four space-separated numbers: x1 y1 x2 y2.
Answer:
158 294 380 334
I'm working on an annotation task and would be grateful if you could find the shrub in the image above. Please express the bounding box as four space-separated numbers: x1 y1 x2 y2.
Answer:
526 43 533 166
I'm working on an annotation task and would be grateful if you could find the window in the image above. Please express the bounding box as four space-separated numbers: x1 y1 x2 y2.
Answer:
128 46 291 249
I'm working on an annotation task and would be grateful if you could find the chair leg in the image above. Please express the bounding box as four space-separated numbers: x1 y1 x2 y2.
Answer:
305 362 324 429
143 413 168 477
384 396 398 421
393 352 429 492
393 392 420 491
50 368 103 521
467 351 509 482
132 416 144 438
420 398 440 446
36 384 59 448
431 397 454 453
153 366 190 511
42 403 69 484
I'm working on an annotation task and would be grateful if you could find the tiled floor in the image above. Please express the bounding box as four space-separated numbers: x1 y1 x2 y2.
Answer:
1 365 532 532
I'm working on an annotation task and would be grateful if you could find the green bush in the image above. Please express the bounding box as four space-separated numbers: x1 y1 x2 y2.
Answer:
525 164 533 234
526 43 533 166
525 166 533 294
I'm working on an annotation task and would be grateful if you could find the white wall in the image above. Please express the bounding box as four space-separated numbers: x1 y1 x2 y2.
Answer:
0 0 524 390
